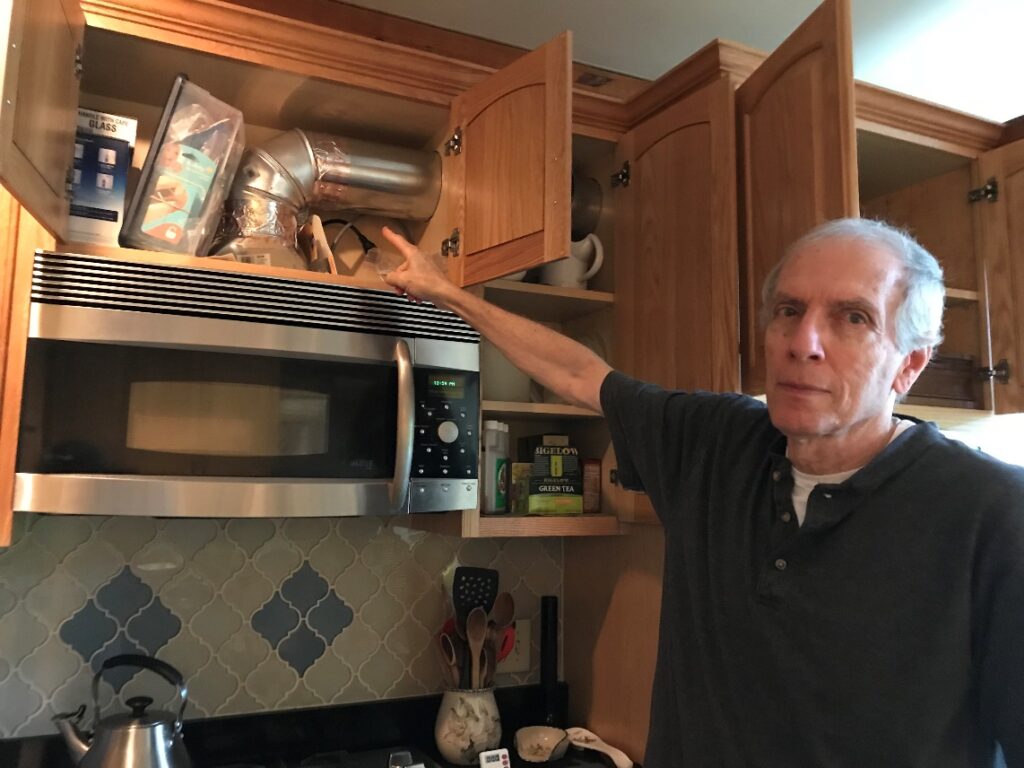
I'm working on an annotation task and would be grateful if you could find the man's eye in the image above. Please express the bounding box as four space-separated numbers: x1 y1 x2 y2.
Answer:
775 306 798 318
846 312 868 325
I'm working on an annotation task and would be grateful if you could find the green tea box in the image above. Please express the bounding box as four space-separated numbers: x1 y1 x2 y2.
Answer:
528 445 583 515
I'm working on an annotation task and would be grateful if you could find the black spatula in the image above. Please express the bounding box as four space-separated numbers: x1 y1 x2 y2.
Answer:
452 566 499 626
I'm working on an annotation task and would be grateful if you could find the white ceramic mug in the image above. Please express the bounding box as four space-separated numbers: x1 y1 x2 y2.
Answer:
539 233 604 289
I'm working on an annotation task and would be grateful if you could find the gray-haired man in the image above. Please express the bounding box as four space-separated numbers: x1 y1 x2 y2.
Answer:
382 218 1024 767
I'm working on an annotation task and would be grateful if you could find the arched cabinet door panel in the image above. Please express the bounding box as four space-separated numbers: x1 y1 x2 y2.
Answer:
0 0 85 241
974 137 1024 413
447 32 571 287
736 0 859 394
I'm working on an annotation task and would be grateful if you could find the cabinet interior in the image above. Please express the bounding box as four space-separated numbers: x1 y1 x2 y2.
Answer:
857 129 985 408
476 133 618 515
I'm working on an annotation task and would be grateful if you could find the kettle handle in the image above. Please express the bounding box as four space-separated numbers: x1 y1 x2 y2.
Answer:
91 654 188 736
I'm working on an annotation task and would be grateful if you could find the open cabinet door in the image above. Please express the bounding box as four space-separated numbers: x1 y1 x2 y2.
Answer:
974 137 1024 414
611 77 739 526
446 32 571 287
0 0 84 241
736 0 859 394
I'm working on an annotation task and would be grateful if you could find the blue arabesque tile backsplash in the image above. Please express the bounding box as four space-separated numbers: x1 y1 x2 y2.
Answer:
0 513 563 738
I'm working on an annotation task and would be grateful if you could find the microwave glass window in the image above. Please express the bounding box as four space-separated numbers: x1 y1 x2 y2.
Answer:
428 373 464 399
126 382 329 456
18 340 396 478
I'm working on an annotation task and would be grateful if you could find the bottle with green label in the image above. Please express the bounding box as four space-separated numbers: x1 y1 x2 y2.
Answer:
482 420 509 514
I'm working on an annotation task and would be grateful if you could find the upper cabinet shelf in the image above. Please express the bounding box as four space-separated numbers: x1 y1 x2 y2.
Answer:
483 280 613 322
482 400 603 419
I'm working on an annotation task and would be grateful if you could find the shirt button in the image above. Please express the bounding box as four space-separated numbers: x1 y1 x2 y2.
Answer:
772 470 781 481
774 558 787 571
781 512 792 523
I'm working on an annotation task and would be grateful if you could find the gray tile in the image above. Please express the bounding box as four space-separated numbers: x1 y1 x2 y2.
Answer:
0 538 57 597
306 592 354 644
278 623 325 676
24 570 88 632
0 673 42 739
59 600 118 663
191 533 246 587
190 596 242 652
0 584 16 618
282 519 332 551
281 561 328 615
126 599 181 655
19 636 82 697
225 519 277 556
252 593 299 649
31 516 93 561
96 567 153 624
100 517 158 560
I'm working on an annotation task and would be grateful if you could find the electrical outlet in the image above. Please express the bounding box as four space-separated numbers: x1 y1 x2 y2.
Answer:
497 618 530 673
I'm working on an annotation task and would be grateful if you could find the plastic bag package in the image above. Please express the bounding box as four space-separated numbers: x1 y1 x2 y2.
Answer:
119 75 245 256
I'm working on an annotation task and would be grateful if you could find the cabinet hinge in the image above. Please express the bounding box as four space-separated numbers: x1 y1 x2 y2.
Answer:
74 44 83 80
444 128 462 156
610 161 630 188
977 359 1011 384
441 228 460 257
968 179 997 203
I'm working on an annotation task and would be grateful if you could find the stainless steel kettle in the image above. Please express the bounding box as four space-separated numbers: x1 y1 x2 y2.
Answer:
53 654 192 768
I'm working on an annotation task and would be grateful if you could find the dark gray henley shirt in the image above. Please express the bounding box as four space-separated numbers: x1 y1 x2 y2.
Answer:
601 370 1024 768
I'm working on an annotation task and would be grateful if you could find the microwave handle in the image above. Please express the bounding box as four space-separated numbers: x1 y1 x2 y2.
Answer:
390 338 415 511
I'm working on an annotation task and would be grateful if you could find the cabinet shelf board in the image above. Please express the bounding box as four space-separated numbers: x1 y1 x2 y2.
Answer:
945 287 979 305
484 280 613 322
60 242 387 291
401 510 622 537
482 400 603 419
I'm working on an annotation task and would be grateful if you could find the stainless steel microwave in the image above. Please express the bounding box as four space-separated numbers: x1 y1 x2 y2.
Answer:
14 252 480 517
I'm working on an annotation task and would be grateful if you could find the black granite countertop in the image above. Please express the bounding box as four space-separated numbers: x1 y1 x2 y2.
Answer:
0 684 629 768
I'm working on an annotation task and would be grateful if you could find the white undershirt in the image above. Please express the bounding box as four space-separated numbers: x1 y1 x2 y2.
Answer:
789 420 916 525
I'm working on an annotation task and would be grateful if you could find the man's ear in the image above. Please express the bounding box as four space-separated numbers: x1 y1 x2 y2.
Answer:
892 347 933 396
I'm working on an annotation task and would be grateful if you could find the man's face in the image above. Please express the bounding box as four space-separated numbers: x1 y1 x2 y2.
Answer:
764 237 922 440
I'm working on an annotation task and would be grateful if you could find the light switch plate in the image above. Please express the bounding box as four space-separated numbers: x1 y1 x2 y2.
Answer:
497 618 530 673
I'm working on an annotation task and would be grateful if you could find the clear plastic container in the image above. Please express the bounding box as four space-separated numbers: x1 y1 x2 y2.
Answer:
482 420 509 514
120 74 245 255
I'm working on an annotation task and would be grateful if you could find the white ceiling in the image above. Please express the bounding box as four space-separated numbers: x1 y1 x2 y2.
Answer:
341 0 1022 123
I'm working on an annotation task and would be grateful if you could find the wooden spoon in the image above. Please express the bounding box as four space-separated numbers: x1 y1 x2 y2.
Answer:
490 591 515 631
466 606 488 689
438 633 460 689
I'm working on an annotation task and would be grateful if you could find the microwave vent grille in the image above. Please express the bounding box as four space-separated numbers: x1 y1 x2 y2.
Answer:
31 252 480 343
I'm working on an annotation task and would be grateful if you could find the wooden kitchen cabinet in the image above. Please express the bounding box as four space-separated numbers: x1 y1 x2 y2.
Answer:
0 0 84 244
0 189 55 546
736 0 859 394
973 136 1024 413
4 0 571 288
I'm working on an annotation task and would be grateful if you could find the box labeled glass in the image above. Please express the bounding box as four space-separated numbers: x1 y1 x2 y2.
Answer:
68 109 137 246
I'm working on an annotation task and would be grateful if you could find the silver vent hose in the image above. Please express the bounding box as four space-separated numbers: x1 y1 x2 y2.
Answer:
213 129 441 268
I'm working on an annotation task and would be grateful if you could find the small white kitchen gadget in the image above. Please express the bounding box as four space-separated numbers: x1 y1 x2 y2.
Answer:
478 747 510 767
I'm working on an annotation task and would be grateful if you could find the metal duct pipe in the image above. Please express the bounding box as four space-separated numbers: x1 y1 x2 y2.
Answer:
214 129 441 267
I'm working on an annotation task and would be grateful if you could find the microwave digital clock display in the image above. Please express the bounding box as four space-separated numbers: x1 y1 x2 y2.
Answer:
428 374 464 399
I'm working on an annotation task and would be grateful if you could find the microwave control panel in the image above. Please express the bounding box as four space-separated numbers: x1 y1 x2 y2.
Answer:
410 368 479 513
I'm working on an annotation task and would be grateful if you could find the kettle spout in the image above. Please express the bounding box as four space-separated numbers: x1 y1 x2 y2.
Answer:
53 705 90 764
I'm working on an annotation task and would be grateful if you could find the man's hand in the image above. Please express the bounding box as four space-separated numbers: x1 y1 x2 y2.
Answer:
379 226 458 310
